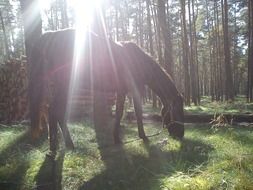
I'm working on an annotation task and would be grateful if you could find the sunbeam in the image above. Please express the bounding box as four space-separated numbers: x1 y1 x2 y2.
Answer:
66 0 105 120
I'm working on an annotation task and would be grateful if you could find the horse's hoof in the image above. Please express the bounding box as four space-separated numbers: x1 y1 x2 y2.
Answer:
141 136 149 142
139 133 148 141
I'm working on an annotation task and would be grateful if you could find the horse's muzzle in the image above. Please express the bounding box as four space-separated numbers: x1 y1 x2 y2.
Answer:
167 121 184 139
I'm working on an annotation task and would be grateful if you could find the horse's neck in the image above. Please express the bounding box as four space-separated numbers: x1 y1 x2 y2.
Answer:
146 64 178 106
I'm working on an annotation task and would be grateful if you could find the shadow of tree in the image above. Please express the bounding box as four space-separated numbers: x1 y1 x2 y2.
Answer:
35 151 65 190
0 161 30 190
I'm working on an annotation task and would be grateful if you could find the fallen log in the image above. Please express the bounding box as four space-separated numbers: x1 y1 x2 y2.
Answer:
126 111 253 123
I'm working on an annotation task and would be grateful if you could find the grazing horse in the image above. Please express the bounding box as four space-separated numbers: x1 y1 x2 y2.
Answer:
29 28 184 155
114 42 184 142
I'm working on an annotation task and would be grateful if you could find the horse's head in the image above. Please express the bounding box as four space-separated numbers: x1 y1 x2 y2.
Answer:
161 95 184 139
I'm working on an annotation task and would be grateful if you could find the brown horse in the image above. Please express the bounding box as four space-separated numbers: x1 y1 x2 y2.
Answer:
114 41 184 142
29 29 184 155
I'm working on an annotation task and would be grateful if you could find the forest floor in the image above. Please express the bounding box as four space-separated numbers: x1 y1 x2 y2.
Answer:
141 96 253 115
0 97 253 190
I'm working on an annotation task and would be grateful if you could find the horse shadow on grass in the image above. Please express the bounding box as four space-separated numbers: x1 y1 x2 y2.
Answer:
78 120 213 190
0 127 47 190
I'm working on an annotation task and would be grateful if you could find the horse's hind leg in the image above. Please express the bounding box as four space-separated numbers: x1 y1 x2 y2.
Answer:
57 92 74 150
113 93 126 144
48 107 58 157
133 93 147 141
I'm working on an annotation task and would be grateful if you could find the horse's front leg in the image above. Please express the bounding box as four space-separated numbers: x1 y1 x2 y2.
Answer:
113 93 126 144
133 92 147 141
58 91 74 150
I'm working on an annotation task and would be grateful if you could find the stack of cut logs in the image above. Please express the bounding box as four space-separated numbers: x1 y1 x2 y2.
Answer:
0 56 28 122
0 57 116 123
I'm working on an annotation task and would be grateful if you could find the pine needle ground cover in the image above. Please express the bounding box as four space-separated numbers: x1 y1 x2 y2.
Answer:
0 119 252 190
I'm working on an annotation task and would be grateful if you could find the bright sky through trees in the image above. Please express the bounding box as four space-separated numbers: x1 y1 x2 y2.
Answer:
39 0 104 29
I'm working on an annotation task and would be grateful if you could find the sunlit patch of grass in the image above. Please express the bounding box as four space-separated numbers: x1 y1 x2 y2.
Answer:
185 96 253 115
159 125 253 190
131 96 253 117
123 96 253 120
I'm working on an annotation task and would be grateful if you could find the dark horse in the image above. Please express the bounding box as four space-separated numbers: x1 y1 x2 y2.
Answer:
116 42 184 141
29 29 184 155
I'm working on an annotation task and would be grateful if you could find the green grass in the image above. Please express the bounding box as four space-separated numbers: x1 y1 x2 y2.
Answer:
0 120 253 190
140 96 253 116
184 96 253 115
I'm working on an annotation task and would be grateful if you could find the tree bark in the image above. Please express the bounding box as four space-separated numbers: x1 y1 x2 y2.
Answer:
146 0 157 108
20 0 42 66
157 0 174 78
180 0 191 105
222 0 234 100
0 10 10 59
187 0 197 105
138 0 144 48
247 0 253 101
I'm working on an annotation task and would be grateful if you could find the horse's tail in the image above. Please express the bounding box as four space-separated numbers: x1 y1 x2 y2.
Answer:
29 36 45 139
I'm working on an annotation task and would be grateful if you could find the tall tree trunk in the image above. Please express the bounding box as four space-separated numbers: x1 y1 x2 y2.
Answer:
192 0 200 104
115 2 119 41
157 0 174 78
139 0 144 47
154 1 163 107
187 0 197 105
60 0 69 28
232 2 239 95
146 0 157 108
20 0 42 66
146 0 154 56
205 0 213 99
0 10 10 59
247 0 253 101
180 0 191 105
222 0 234 100
214 0 222 101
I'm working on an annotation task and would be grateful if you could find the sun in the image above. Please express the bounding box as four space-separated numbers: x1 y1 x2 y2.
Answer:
71 0 104 30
